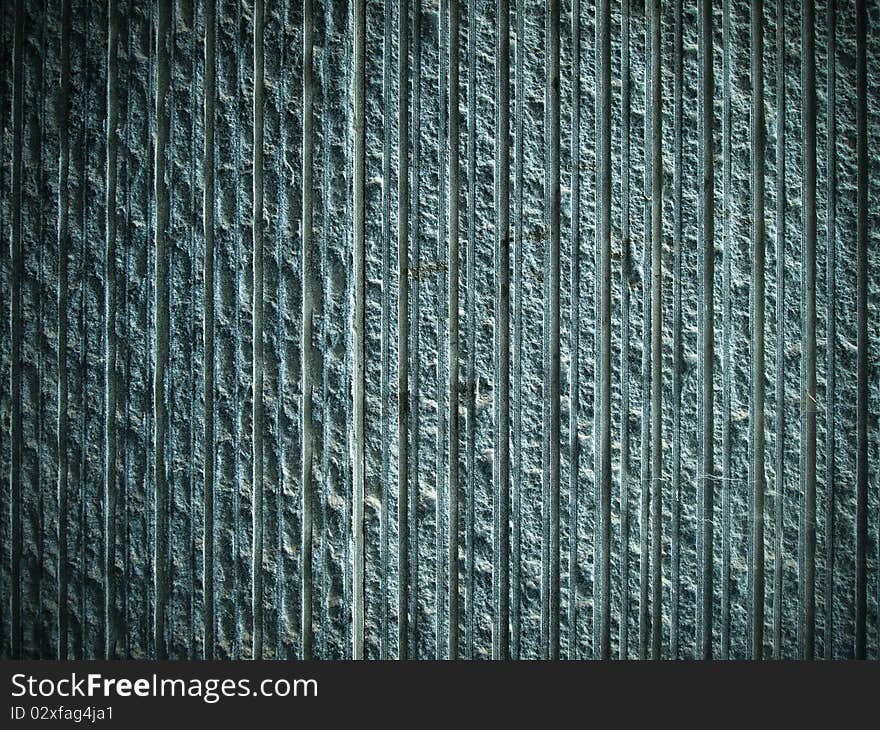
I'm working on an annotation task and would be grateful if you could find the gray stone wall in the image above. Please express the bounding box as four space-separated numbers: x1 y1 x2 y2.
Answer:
1 0 879 660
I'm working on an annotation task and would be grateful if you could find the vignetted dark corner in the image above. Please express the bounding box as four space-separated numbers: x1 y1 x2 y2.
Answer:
1 0 879 661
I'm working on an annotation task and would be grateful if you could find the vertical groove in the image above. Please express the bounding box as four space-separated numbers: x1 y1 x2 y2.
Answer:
436 0 448 658
649 0 662 661
408 0 422 659
541 0 549 655
511 0 524 659
397 0 410 661
185 3 201 656
202 0 216 661
618 0 631 661
34 3 53 658
749 0 766 660
229 0 244 657
823 0 836 661
447 0 460 660
377 0 393 660
591 0 600 659
544 0 561 661
104 0 119 660
800 0 817 661
698 0 715 660
597 0 611 661
76 0 94 655
251 0 265 660
567 0 580 661
10 0 24 660
231 0 244 658
772 0 785 661
494 0 511 662
465 0 476 660
56 0 72 661
671 0 683 660
720 0 732 659
639 0 651 658
301 0 314 661
854 0 868 662
353 0 367 661
316 42 329 661
380 0 395 662
153 0 171 660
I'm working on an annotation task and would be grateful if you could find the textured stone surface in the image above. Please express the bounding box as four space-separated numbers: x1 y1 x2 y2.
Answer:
1 0 879 660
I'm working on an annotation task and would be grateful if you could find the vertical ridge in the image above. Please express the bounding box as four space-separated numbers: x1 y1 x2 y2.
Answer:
823 0 836 661
153 0 171 660
379 0 393 659
408 0 422 658
567 0 581 661
353 0 367 661
10 0 24 660
720 0 732 659
749 0 766 660
435 0 448 659
379 0 395 661
698 0 715 660
511 0 525 659
854 0 868 662
772 0 785 661
202 0 216 661
597 0 611 661
649 0 663 661
618 0 631 661
103 0 120 659
397 0 411 661
200 0 216 661
56 0 72 660
315 37 328 661
671 0 683 660
185 1 205 657
75 0 97 654
447 0 460 660
301 0 314 660
494 0 511 662
544 0 561 661
800 0 817 661
251 0 265 660
465 0 476 659
639 1 652 658
231 0 245 658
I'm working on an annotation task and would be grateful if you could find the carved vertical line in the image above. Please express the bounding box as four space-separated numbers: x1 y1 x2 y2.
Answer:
301 0 316 660
153 0 171 660
352 0 367 660
493 0 511 662
854 0 868 661
698 0 715 660
671 0 683 659
10 0 25 660
720 0 733 659
749 0 766 660
251 0 265 660
397 0 411 661
800 0 817 660
772 0 785 661
649 0 663 661
823 0 836 661
618 0 631 661
597 0 611 661
543 0 561 661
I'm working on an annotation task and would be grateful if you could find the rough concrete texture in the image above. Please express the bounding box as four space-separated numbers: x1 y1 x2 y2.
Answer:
1 0 879 660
